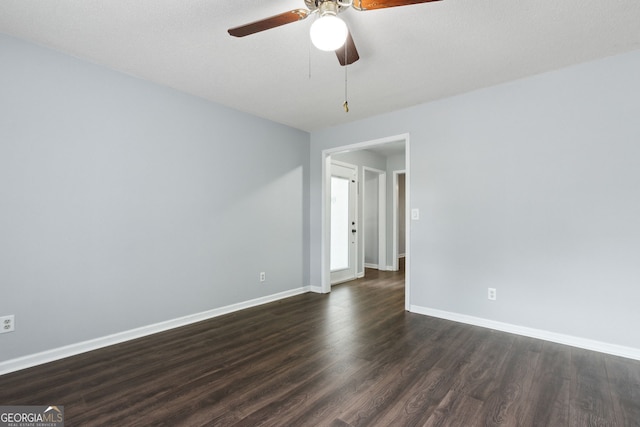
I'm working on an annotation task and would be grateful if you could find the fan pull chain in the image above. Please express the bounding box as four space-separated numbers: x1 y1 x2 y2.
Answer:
308 39 312 80
343 35 349 113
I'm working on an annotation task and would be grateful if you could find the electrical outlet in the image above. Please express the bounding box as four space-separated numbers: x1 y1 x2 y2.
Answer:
0 315 15 333
260 272 266 283
488 288 497 301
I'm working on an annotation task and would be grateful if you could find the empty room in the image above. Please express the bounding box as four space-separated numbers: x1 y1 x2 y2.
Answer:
1 0 640 425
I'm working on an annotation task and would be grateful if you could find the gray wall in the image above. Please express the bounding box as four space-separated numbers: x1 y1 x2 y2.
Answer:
2 31 639 363
310 49 640 349
0 34 310 361
364 169 379 266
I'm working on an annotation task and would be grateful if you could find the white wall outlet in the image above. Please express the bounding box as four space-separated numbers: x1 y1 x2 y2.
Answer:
1 315 15 333
260 272 266 283
488 288 497 301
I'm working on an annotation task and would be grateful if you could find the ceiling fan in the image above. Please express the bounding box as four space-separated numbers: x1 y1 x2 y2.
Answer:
228 0 442 66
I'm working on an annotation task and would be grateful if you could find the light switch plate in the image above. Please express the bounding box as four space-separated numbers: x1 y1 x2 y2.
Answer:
411 208 420 220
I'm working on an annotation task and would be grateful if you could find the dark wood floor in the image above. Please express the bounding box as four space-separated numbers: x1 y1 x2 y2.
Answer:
1 266 639 426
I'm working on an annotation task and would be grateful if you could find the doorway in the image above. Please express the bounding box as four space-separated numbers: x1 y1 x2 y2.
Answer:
321 133 411 310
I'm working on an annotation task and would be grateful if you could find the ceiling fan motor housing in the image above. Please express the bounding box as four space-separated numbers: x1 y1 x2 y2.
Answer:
306 0 350 15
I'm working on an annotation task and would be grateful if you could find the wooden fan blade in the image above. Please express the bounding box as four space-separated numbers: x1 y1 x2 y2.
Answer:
352 0 441 11
336 31 359 66
228 9 310 37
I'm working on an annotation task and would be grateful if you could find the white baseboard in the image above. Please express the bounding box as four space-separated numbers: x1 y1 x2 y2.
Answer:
309 286 324 294
410 305 640 361
0 286 311 376
365 264 396 272
375 265 393 271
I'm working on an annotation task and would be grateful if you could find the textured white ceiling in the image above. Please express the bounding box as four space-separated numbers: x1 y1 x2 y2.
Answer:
1 0 639 131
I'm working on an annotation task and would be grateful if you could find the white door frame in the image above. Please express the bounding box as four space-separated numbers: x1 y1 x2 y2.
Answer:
321 133 411 310
392 170 406 272
363 166 386 271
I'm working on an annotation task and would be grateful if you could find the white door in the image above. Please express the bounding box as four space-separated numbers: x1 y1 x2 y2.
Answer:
330 162 357 284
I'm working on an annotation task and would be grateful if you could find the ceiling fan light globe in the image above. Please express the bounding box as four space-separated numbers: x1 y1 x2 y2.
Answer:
310 15 348 51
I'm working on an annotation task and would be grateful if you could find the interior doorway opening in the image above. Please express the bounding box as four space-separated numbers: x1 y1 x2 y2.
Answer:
392 171 406 272
322 133 410 310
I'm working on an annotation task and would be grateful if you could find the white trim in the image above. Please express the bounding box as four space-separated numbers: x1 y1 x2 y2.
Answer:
392 172 398 272
309 286 324 294
0 286 310 376
322 154 331 293
404 138 411 311
410 305 640 361
392 170 407 272
364 264 396 271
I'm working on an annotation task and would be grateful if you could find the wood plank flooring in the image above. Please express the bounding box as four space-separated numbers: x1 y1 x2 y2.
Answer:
1 266 639 426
